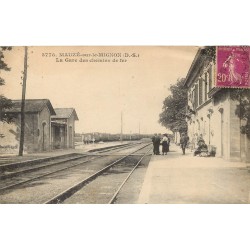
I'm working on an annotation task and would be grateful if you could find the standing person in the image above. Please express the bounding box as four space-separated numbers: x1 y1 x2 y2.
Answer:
161 134 169 155
180 132 189 155
152 133 157 155
155 133 161 155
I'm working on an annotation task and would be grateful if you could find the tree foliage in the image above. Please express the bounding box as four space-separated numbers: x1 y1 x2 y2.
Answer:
0 46 13 122
200 46 216 63
0 47 12 85
230 88 250 138
159 78 188 133
0 95 14 123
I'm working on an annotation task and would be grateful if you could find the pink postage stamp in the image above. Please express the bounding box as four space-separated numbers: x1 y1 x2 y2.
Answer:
216 46 250 88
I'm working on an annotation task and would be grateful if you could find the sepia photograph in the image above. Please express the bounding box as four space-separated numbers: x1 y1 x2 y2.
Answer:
0 45 249 204
1 1 250 249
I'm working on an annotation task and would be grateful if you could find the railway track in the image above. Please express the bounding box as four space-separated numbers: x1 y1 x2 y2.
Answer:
0 142 143 192
0 142 139 180
108 147 152 204
0 143 152 203
46 143 152 204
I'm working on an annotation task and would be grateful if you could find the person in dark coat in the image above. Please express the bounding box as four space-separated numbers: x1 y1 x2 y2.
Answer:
152 133 157 155
155 133 161 155
180 132 189 155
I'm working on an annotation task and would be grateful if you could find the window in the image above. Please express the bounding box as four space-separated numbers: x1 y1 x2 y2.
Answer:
191 89 195 108
208 67 212 91
199 78 203 105
194 84 198 109
204 72 208 101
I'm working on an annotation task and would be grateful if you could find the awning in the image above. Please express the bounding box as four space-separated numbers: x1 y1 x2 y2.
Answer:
51 121 67 126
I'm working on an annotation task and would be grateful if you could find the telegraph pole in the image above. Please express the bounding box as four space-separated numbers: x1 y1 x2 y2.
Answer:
19 46 28 156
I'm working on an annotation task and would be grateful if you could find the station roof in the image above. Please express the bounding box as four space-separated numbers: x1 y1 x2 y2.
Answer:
4 99 56 115
184 48 202 88
52 108 79 121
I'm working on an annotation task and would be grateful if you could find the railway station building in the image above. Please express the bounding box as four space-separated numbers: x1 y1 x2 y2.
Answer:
1 99 79 154
51 108 79 149
184 48 250 163
2 99 55 153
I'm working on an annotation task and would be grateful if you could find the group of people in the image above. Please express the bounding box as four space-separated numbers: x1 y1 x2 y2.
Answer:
180 133 209 156
152 132 209 157
193 135 208 156
152 133 170 155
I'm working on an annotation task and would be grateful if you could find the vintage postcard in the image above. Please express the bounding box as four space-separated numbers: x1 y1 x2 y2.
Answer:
0 46 249 204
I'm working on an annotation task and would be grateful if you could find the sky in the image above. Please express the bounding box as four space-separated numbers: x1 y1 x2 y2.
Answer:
1 46 198 134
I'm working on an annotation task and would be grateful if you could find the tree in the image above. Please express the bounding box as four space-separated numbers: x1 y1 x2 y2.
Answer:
159 78 188 134
0 46 12 85
230 88 250 138
0 47 13 122
0 95 14 123
200 46 216 63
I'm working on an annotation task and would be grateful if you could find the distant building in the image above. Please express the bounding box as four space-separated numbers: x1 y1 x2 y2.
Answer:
1 100 79 153
51 108 79 149
184 48 250 162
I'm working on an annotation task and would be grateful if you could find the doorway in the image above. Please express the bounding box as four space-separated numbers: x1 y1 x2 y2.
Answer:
220 110 224 157
42 122 46 151
69 126 73 148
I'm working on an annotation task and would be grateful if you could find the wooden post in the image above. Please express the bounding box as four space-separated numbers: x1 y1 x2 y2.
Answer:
19 46 28 156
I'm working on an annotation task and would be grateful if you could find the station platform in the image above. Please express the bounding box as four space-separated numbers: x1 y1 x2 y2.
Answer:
0 141 129 167
138 144 248 204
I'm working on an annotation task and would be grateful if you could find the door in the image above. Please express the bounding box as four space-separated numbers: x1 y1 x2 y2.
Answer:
42 122 46 151
69 126 73 148
221 110 224 157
